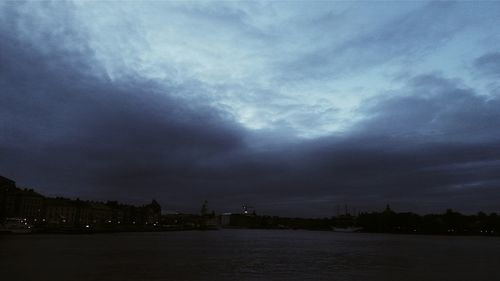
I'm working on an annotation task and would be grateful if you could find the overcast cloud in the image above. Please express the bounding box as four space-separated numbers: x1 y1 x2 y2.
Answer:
1 1 500 216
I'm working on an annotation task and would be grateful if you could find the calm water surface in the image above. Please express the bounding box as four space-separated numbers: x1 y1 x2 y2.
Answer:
1 229 499 281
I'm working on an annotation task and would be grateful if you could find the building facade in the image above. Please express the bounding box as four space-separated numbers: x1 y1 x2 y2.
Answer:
1 174 162 229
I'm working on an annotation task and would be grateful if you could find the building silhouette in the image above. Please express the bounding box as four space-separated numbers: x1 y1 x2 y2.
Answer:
0 175 161 230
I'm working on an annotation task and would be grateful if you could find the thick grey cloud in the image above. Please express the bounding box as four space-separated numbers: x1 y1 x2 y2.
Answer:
0 3 244 205
474 52 500 78
356 74 500 141
1 2 500 216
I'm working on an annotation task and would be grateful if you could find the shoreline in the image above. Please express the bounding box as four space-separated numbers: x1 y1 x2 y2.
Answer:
2 226 499 238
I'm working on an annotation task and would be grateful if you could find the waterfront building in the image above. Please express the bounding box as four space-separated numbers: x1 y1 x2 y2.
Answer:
139 200 162 225
0 175 16 220
1 174 162 229
0 176 44 223
44 198 78 226
17 189 44 223
220 213 232 226
88 202 113 225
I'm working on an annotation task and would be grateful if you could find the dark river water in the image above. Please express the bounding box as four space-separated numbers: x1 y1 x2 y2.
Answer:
1 229 499 281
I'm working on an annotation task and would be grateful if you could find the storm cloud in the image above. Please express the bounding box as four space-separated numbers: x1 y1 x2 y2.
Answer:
1 1 500 216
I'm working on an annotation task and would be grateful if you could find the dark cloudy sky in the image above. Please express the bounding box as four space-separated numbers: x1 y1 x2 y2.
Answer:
1 1 500 216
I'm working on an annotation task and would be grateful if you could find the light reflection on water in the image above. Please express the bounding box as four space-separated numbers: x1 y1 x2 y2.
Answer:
1 229 499 281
